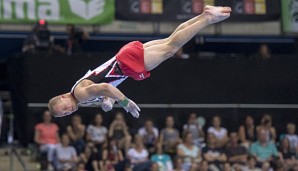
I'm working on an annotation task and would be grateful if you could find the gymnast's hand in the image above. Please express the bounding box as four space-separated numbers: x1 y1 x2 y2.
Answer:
118 97 140 118
102 97 115 112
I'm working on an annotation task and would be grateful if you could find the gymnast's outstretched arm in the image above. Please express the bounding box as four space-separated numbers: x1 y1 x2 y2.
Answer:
76 83 140 117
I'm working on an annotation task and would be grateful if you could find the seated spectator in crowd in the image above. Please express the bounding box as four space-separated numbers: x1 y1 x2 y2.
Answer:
150 162 160 171
202 133 227 171
86 113 108 152
177 132 201 171
222 162 232 171
183 113 205 146
99 137 125 171
199 160 211 171
249 128 278 164
151 143 173 171
225 132 247 165
238 115 257 148
172 157 185 171
285 123 298 153
127 134 152 171
77 162 86 171
261 162 271 171
54 134 78 171
207 116 229 147
241 156 261 171
138 119 159 154
159 116 181 157
109 112 132 153
34 110 60 169
67 114 86 154
78 145 97 171
279 138 296 170
256 114 276 142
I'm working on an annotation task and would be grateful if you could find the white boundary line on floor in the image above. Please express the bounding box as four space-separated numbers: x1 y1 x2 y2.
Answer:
27 103 298 109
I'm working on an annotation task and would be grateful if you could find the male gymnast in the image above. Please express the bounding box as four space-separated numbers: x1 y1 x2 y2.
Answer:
48 6 231 118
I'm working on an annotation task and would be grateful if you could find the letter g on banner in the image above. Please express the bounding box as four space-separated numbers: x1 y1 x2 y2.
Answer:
68 0 105 20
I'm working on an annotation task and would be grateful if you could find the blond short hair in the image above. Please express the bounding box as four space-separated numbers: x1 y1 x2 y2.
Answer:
48 96 61 117
287 123 296 130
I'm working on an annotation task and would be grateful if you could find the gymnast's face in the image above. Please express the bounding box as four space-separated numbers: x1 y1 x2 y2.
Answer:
54 94 78 117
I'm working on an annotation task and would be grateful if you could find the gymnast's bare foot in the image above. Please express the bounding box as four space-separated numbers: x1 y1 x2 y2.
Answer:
203 5 232 24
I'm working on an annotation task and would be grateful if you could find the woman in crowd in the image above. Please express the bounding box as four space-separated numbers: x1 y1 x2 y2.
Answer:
78 144 97 171
207 116 229 147
34 110 60 170
67 114 86 154
86 113 108 152
177 132 201 171
159 116 181 157
100 137 125 171
127 134 152 171
279 138 297 170
109 112 132 153
183 113 205 146
238 115 257 148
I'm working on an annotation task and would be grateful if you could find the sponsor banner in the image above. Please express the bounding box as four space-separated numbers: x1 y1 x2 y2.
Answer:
0 0 114 24
281 0 298 33
116 0 280 22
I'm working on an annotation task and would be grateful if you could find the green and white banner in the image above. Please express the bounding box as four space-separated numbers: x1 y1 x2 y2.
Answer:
282 0 298 33
0 0 114 24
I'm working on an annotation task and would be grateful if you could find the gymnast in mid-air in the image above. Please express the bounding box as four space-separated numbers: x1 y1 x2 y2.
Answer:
48 5 231 118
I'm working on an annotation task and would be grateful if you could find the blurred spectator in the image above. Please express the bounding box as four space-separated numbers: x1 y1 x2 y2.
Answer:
100 137 125 171
279 138 296 170
207 116 229 147
77 162 86 171
34 110 60 169
159 116 181 158
53 134 78 171
67 115 86 154
241 156 261 171
183 113 205 146
256 114 276 142
138 119 159 154
225 132 247 165
151 143 173 171
150 162 160 171
199 160 211 171
127 134 152 171
222 162 232 171
172 157 185 171
109 112 132 153
177 132 202 171
285 123 298 153
86 113 108 152
249 128 278 163
261 162 271 171
66 24 89 55
238 115 257 148
202 133 227 171
78 145 97 171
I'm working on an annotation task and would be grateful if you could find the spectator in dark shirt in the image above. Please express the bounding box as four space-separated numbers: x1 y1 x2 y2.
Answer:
225 132 247 165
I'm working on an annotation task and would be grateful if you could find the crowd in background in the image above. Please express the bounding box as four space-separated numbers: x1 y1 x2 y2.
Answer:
34 110 298 171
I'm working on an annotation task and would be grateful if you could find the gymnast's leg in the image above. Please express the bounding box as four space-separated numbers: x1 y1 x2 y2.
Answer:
143 6 231 71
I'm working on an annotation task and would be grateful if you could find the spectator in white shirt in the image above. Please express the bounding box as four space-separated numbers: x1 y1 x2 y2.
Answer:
207 116 229 147
54 134 78 171
285 123 298 153
86 113 108 151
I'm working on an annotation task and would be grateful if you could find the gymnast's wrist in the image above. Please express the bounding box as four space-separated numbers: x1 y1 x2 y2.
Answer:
118 97 129 107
